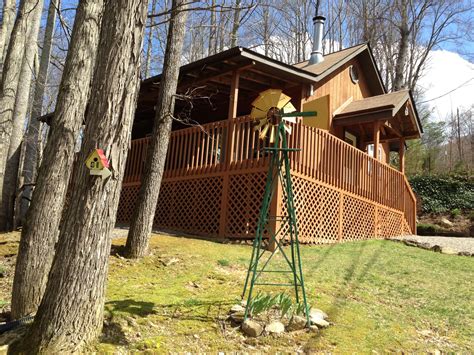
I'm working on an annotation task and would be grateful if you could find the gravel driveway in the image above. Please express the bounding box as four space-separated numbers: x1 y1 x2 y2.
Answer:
393 235 474 256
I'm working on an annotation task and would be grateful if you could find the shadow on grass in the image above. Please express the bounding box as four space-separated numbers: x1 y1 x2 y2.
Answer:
106 299 156 317
304 240 388 351
101 299 158 346
110 244 126 257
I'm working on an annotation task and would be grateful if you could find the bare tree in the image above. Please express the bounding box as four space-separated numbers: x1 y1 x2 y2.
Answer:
11 0 150 350
11 0 104 319
125 0 189 259
19 0 59 222
0 0 44 231
0 0 16 79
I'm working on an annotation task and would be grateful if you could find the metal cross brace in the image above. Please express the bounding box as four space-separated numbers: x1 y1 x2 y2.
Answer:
241 121 310 326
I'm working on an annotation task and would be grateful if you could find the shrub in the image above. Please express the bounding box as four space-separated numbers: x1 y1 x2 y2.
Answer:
417 223 439 235
409 174 474 214
247 292 308 319
469 211 474 222
217 259 230 267
451 208 461 218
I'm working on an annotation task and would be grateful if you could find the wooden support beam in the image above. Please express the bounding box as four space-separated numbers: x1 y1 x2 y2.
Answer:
373 121 380 160
399 137 405 173
219 70 240 238
227 70 239 120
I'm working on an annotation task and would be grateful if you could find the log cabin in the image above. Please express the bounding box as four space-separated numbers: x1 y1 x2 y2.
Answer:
117 17 421 244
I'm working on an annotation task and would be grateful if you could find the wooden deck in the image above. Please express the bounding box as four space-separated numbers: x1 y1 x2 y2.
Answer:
117 116 416 243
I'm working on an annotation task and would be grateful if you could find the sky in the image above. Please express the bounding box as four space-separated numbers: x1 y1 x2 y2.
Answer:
418 49 474 121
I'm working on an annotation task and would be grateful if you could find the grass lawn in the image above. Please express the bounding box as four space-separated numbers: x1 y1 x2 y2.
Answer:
0 232 472 352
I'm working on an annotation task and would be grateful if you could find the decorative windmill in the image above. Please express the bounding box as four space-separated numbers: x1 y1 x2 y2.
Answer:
241 89 317 326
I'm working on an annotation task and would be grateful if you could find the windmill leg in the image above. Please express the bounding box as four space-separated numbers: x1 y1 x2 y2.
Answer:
243 152 277 320
241 234 259 299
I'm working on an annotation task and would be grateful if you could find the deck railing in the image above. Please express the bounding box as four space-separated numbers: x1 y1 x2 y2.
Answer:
123 116 416 232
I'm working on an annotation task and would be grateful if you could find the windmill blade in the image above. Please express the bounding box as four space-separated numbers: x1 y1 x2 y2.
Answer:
253 118 268 131
269 125 275 143
282 101 296 113
250 107 266 120
276 93 292 109
283 116 297 124
261 89 283 109
259 123 270 140
252 95 271 112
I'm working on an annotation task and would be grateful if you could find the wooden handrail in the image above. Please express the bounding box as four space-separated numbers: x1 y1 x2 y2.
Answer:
123 117 416 233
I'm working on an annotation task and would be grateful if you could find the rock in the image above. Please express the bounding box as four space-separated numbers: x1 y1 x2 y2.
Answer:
309 325 319 333
230 304 245 313
310 308 328 320
287 315 307 331
310 315 330 328
229 310 245 324
439 218 453 228
266 321 285 334
241 320 263 337
162 257 179 266
440 246 458 255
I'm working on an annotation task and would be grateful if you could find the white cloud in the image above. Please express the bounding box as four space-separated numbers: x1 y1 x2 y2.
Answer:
418 49 474 121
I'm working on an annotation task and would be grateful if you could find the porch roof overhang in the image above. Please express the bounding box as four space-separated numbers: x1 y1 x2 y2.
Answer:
333 90 423 145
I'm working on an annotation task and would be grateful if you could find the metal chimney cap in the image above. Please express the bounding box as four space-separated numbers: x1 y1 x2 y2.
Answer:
313 15 326 21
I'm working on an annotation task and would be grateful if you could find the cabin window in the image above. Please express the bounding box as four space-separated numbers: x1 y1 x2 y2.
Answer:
349 65 359 84
367 144 383 161
344 130 357 147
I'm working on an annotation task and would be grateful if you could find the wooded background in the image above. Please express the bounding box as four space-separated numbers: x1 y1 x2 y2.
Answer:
0 1 472 352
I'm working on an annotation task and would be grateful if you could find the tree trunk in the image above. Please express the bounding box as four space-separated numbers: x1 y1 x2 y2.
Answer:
144 0 158 78
11 0 149 351
230 0 241 47
10 0 104 320
209 0 216 55
125 0 188 259
19 0 58 223
0 0 44 231
393 0 409 91
0 0 16 80
1 0 43 232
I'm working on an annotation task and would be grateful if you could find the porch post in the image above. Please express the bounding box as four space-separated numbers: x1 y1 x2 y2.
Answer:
218 70 240 238
373 121 380 238
373 121 380 160
399 137 405 173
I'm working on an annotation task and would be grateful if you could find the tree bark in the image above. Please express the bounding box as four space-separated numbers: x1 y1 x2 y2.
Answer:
19 0 58 223
125 0 188 259
0 0 44 231
10 0 104 319
1 0 43 232
0 0 16 79
11 0 149 351
230 0 241 47
393 0 409 91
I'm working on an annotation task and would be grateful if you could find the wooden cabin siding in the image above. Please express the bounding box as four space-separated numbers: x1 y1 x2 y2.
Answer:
305 58 373 134
117 116 416 242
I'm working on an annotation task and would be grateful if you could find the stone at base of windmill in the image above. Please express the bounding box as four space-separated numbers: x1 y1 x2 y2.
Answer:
310 314 330 328
229 310 245 325
241 320 264 337
230 304 245 313
286 315 307 331
309 308 328 320
265 321 285 334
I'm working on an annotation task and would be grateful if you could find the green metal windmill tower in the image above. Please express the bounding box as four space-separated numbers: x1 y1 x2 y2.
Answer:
241 89 317 326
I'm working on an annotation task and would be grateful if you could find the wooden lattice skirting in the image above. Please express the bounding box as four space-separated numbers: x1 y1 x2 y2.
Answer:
116 170 413 243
